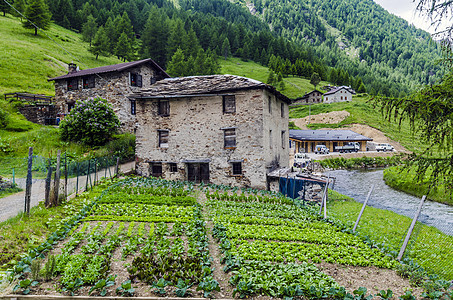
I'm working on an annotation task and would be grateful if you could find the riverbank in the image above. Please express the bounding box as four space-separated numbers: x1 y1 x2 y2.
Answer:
327 191 453 281
383 166 453 206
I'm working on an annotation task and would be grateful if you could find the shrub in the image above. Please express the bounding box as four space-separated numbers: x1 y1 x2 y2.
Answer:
0 108 8 128
59 97 121 146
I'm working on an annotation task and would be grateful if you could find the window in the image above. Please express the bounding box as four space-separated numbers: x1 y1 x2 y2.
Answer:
131 100 136 115
223 95 236 113
269 130 273 149
68 102 75 112
151 163 162 177
224 128 236 148
281 102 285 118
130 72 142 87
231 162 242 176
158 100 170 116
67 78 78 91
158 130 169 148
281 130 286 149
82 76 95 89
169 163 178 172
268 96 272 113
150 77 157 85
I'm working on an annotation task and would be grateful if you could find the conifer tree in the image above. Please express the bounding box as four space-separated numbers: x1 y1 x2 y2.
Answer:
221 37 231 60
22 0 52 35
167 19 187 62
12 0 26 19
0 0 11 16
115 32 132 62
167 48 187 77
89 25 109 59
267 70 276 86
310 72 321 89
140 6 169 67
82 15 97 47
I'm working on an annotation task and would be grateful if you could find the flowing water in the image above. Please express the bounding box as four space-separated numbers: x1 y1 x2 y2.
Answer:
324 169 453 236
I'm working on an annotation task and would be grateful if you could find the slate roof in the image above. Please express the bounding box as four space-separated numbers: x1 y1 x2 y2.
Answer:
295 90 323 100
129 75 291 103
289 130 372 141
324 86 355 96
48 58 169 81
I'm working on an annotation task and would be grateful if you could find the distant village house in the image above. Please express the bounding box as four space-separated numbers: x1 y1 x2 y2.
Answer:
323 86 353 103
48 59 170 132
291 90 323 105
130 75 290 189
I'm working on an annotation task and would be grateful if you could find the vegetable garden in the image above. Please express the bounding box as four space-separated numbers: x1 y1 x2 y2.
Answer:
1 177 452 299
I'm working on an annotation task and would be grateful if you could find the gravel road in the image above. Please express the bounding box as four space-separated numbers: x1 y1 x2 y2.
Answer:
0 161 135 223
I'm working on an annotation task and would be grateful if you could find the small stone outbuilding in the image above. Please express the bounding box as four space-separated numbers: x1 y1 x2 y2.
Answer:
48 59 170 132
130 75 291 189
291 90 323 105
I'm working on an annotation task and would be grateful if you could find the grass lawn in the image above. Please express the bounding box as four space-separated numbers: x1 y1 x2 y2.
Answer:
327 194 453 281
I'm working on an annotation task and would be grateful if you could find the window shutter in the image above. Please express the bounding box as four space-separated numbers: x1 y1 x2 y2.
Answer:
129 72 132 85
137 74 142 87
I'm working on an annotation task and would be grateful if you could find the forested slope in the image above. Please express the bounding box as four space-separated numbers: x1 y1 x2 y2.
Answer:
1 0 443 97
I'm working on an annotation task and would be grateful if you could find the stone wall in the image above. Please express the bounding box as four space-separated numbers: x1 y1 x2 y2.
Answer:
18 105 57 125
53 64 163 133
323 89 352 103
135 88 289 189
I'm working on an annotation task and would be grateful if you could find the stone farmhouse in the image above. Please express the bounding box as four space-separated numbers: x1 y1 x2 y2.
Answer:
291 90 323 105
323 86 353 103
129 75 291 189
48 59 170 132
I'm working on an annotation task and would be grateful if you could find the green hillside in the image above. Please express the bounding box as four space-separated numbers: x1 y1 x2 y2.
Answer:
0 15 121 95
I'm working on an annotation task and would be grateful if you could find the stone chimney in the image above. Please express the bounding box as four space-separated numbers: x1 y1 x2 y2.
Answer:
68 63 78 74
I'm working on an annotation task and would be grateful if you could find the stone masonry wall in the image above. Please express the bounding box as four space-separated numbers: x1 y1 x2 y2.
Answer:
54 64 160 133
135 88 289 190
18 105 57 125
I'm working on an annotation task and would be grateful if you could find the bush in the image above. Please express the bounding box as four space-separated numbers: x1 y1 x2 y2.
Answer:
59 97 121 146
0 108 8 128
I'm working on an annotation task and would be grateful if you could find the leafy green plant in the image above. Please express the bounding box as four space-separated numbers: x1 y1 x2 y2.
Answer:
116 280 135 297
197 277 220 298
232 280 255 298
13 279 39 295
62 277 84 296
152 278 170 295
175 278 193 297
399 290 416 300
43 255 57 281
89 275 116 296
377 289 393 299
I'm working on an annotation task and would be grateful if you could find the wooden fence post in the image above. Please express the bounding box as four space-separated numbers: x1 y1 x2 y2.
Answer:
64 152 68 200
24 147 33 215
397 195 426 261
115 157 120 177
44 158 52 207
85 160 90 191
319 176 330 215
353 184 375 233
53 150 61 206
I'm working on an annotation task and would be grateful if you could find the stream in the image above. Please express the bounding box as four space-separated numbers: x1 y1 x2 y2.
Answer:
323 169 453 236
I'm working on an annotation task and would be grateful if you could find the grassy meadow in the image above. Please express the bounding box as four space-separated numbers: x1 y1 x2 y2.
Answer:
0 15 121 95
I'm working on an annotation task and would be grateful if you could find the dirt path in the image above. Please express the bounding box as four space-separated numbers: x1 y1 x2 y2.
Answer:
0 161 135 223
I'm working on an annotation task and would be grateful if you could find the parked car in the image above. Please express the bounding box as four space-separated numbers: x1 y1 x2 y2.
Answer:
376 143 394 152
294 153 312 168
314 145 330 154
335 142 360 153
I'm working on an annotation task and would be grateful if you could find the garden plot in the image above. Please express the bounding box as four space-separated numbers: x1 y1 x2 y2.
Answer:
6 178 218 298
205 188 422 299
